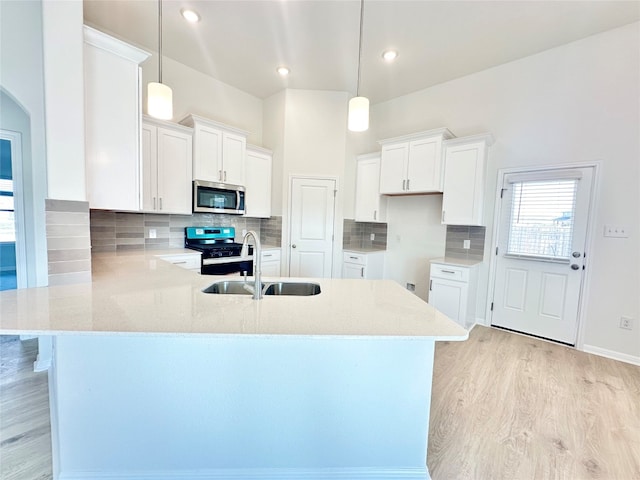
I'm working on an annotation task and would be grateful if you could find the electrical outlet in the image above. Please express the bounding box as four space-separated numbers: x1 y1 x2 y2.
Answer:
463 239 471 249
604 225 629 238
620 316 633 330
370 233 375 241
149 228 157 239
406 283 415 292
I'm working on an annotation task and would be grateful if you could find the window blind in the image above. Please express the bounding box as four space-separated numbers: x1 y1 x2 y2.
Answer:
506 179 578 260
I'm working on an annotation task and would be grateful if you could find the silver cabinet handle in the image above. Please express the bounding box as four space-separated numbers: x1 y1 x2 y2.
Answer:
402 179 406 191
407 179 410 190
172 261 187 265
349 256 358 260
442 210 446 222
429 279 433 291
218 170 222 181
153 197 156 210
224 171 227 182
442 269 456 274
361 267 365 278
373 210 377 221
263 254 272 257
159 197 162 210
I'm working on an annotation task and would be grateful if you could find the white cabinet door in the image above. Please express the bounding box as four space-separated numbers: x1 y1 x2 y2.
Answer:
193 124 223 182
261 261 280 276
429 278 467 326
141 124 158 211
355 155 386 222
244 148 272 218
407 137 443 192
442 135 492 226
157 127 193 214
221 132 246 185
379 144 408 194
343 262 365 279
84 26 149 211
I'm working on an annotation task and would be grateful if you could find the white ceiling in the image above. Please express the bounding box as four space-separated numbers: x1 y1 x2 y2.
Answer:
83 0 640 104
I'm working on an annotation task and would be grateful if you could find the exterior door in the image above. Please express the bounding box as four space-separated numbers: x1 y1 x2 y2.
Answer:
289 177 336 278
491 167 594 345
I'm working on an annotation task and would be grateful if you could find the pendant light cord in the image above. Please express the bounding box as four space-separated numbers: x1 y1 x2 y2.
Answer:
158 0 163 84
356 0 364 97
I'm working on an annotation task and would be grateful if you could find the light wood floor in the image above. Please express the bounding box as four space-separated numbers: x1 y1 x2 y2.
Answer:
0 329 638 480
429 326 640 479
0 336 52 480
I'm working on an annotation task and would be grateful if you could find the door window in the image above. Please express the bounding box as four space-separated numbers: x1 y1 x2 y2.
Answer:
505 178 578 261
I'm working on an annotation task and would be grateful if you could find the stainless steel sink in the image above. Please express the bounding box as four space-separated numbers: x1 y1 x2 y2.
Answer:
202 281 259 295
202 280 321 296
263 282 321 296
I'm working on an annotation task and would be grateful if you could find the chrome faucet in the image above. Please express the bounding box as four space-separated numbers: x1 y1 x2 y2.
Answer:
241 230 262 300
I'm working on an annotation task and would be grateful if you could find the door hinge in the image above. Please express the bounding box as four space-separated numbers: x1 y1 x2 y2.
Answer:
490 302 494 311
583 265 585 270
500 188 506 199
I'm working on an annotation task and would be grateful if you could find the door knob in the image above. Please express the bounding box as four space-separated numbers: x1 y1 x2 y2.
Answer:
572 251 581 258
292 244 297 249
571 264 580 270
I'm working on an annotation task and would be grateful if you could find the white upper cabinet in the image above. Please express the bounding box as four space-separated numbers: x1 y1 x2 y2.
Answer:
378 128 454 195
441 134 494 226
83 26 150 211
244 145 272 218
180 114 248 186
355 153 387 223
142 118 193 215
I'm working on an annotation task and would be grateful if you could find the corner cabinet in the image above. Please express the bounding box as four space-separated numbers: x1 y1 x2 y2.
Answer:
355 153 387 222
83 25 150 211
342 251 385 279
141 118 193 214
244 146 272 218
378 128 455 195
179 114 248 186
441 134 494 226
428 260 480 329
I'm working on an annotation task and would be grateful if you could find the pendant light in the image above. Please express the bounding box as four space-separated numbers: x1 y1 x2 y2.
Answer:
348 0 369 132
148 0 173 120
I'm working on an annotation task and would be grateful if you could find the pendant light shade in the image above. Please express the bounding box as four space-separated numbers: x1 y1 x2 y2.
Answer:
148 0 173 120
348 96 369 132
148 82 173 120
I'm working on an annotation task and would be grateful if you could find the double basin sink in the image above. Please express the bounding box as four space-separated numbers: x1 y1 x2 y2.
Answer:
203 280 321 297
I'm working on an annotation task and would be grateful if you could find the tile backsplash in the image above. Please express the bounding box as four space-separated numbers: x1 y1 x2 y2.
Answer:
444 225 486 261
343 219 388 250
90 211 281 253
46 199 92 285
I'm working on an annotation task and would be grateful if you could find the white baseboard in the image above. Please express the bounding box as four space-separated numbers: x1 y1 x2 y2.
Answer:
59 468 430 480
582 345 640 366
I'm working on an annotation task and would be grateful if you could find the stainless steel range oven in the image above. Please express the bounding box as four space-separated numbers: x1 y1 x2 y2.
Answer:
185 226 252 275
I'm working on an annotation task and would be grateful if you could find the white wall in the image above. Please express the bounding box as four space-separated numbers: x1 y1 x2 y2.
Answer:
0 0 49 287
349 22 640 359
141 55 263 145
42 0 86 201
263 89 349 277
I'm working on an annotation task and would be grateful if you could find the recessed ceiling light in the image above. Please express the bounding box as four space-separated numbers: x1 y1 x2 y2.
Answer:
276 66 290 77
382 50 398 62
181 8 200 23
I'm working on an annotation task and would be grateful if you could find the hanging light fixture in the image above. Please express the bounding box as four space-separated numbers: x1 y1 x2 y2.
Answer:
348 0 369 132
148 0 173 120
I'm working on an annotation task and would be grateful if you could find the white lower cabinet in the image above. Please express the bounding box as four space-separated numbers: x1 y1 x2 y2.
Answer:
157 253 202 272
261 248 281 276
428 260 480 329
342 251 385 279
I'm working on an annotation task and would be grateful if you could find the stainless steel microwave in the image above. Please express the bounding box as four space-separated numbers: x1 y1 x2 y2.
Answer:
193 180 245 215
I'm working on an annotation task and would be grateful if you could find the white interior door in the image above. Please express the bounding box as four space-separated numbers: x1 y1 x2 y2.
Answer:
491 167 594 345
289 177 336 278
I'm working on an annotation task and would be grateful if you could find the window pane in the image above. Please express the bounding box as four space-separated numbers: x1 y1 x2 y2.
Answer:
507 180 577 260
0 211 15 242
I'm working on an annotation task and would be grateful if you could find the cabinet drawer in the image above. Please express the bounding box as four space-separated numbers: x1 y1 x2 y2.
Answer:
430 264 469 282
261 249 281 262
343 252 366 265
158 254 201 271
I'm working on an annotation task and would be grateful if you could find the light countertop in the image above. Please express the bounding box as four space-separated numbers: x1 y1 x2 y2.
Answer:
430 257 484 267
0 251 467 340
343 247 386 254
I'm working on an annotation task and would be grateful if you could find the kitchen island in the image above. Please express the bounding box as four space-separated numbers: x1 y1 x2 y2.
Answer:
0 251 468 480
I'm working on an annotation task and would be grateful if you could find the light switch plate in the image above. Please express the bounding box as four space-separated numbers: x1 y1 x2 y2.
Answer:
604 225 629 238
149 228 157 239
370 233 375 241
